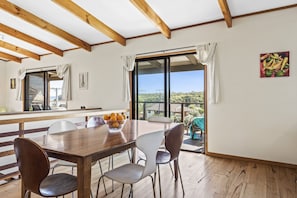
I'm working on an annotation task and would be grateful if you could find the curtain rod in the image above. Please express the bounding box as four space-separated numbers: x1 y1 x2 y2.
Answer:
136 45 197 56
25 65 57 72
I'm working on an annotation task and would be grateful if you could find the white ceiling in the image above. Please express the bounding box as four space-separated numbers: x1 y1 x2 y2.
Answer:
0 0 296 62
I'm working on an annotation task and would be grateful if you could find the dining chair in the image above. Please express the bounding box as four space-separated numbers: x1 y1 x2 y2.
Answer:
156 123 185 197
87 116 105 128
137 116 172 164
14 137 77 198
50 119 107 197
96 130 164 198
148 116 172 123
47 120 78 174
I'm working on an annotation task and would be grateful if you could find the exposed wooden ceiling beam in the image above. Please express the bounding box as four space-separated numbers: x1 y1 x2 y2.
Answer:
186 54 198 65
130 0 171 39
218 0 232 27
0 23 63 56
0 40 40 60
52 0 126 46
148 60 161 68
0 0 91 51
0 51 21 63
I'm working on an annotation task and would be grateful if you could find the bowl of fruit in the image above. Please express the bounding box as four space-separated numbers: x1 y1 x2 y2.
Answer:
103 112 126 132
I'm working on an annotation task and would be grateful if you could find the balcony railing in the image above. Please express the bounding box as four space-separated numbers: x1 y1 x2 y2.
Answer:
137 101 204 122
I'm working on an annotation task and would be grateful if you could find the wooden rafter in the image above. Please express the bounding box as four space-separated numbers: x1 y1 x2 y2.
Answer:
0 40 40 60
186 54 198 65
0 23 63 56
53 0 126 46
0 0 91 51
218 0 232 27
0 51 21 63
130 0 171 39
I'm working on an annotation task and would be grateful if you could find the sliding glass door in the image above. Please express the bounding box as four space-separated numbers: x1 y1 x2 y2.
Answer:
133 57 169 120
132 53 205 153
132 53 205 122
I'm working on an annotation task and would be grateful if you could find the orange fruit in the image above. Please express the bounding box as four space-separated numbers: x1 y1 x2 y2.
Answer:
103 114 110 120
110 115 117 121
117 114 124 121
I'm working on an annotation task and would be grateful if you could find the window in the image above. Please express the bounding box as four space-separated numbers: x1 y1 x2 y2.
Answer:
24 71 66 111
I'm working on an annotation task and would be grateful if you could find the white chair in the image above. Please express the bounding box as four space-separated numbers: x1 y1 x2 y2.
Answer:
87 116 105 128
96 131 164 198
137 116 172 164
148 116 172 123
48 120 78 174
49 120 105 197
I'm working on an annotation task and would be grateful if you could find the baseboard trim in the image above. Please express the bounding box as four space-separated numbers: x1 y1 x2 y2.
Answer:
206 151 297 169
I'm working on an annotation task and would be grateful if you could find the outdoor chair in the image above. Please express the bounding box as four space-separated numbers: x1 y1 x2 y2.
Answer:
189 117 205 140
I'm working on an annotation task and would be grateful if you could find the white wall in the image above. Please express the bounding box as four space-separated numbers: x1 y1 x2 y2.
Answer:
3 8 297 165
0 61 7 107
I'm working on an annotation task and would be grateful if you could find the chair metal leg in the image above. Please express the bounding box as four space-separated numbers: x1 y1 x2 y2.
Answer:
177 161 185 196
120 184 125 198
109 156 114 192
98 161 107 193
168 162 174 176
150 175 156 198
127 149 131 162
96 175 107 198
157 165 162 198
129 184 133 198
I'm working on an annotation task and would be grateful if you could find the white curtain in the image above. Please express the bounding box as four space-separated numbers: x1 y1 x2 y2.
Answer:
122 55 136 102
56 64 71 101
195 43 219 104
16 68 26 101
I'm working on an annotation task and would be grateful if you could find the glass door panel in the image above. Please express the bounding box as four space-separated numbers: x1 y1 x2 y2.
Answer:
24 72 46 111
135 58 167 120
170 55 205 122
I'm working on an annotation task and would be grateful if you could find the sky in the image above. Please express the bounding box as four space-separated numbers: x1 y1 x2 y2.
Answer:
138 70 204 94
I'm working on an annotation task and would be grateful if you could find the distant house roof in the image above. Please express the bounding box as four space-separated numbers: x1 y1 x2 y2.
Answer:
147 103 190 113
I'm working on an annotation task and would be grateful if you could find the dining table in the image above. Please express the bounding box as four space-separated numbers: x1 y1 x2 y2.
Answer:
29 119 179 198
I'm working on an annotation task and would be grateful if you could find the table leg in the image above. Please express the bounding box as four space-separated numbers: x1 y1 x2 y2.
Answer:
77 157 92 198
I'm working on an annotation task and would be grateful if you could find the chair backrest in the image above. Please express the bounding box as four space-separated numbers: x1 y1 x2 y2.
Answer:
165 124 184 161
148 116 172 123
87 116 105 128
14 138 50 195
137 131 164 178
48 120 77 134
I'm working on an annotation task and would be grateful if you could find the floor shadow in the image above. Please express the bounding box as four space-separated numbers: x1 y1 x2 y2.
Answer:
181 133 204 153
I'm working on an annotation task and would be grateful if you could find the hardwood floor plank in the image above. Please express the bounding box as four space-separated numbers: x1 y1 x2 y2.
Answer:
0 151 296 198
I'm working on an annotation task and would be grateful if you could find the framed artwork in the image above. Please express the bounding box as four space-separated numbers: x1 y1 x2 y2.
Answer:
10 78 16 89
79 72 88 89
260 51 289 78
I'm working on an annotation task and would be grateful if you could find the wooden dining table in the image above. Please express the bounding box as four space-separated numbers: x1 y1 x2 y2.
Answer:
29 120 178 198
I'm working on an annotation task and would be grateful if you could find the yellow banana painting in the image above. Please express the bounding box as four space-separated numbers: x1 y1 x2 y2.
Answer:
260 51 289 78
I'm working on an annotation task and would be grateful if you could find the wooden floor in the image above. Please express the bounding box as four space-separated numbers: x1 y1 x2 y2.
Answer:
1 151 296 198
